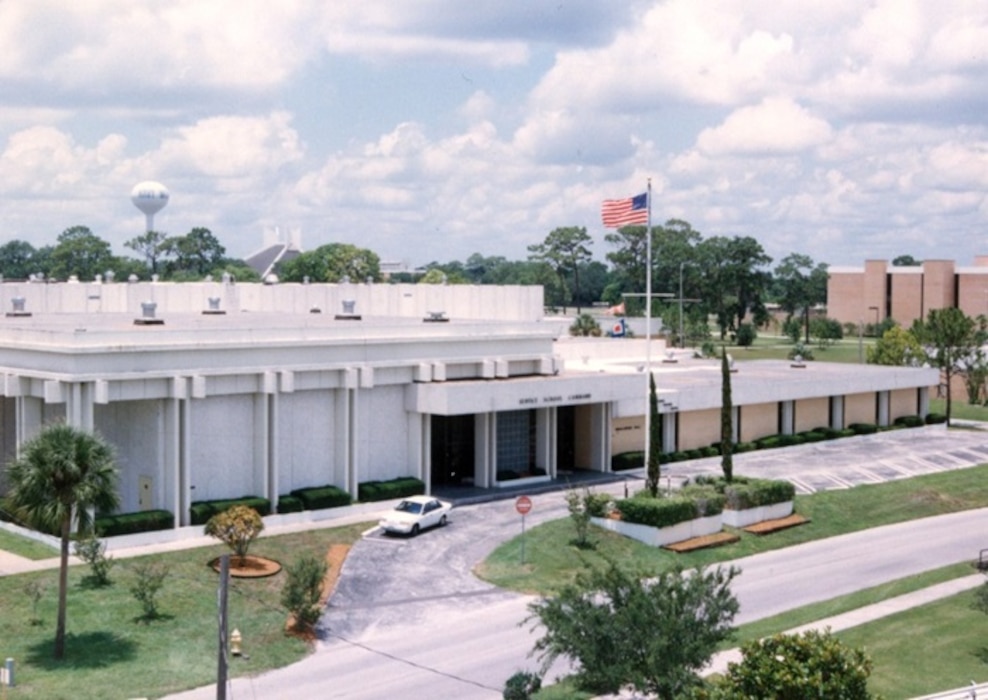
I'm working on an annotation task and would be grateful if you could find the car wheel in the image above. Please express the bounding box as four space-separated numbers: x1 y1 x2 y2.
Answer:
410 524 420 537
439 514 447 527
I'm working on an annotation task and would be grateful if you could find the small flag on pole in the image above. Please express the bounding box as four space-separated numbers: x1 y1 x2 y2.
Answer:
601 192 648 228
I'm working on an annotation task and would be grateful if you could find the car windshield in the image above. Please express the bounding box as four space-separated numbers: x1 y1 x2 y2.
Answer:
396 500 423 514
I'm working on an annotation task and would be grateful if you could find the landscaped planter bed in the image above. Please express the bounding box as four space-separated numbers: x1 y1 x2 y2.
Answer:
591 514 722 547
722 500 794 528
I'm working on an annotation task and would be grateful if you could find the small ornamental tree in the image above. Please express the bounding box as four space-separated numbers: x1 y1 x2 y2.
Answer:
528 561 739 699
717 629 876 699
204 505 264 565
282 554 328 633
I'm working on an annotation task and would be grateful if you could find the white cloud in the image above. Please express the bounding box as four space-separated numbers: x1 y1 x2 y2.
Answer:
697 98 833 156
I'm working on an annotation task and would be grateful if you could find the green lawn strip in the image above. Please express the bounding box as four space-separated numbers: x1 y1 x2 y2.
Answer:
728 561 977 647
0 522 371 700
477 464 988 594
0 528 59 560
930 397 988 423
839 586 988 698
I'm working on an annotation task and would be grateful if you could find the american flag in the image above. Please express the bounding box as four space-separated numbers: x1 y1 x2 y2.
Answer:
601 192 648 228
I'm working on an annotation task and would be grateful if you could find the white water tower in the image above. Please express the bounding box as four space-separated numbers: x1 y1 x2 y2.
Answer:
131 181 170 232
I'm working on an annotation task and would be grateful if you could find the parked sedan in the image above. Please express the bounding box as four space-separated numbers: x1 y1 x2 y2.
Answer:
379 495 452 536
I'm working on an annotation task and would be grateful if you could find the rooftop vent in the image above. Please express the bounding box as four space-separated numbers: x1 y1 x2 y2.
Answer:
335 299 361 321
203 296 225 315
423 310 449 323
6 296 31 318
135 301 164 326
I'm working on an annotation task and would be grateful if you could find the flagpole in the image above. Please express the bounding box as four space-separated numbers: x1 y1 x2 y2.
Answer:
644 178 653 473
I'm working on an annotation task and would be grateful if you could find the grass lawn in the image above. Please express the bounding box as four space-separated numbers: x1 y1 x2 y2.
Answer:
0 522 371 700
703 335 875 364
0 528 58 560
477 463 988 594
840 586 988 698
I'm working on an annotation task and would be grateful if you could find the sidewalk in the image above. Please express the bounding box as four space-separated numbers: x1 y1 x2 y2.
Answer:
704 574 985 675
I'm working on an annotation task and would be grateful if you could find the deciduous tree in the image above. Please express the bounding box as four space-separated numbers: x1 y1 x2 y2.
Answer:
527 226 593 314
528 561 739 699
912 308 980 425
204 505 265 565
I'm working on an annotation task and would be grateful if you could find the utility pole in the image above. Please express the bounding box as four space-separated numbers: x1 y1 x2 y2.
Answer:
217 555 229 700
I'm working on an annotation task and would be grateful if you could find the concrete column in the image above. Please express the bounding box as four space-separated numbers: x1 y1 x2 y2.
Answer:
662 412 677 454
268 392 279 510
334 387 351 494
588 403 609 472
780 401 795 435
918 387 930 417
420 413 431 492
534 407 554 475
877 390 890 427
348 388 359 500
830 396 845 430
474 412 494 488
253 393 269 501
180 397 192 526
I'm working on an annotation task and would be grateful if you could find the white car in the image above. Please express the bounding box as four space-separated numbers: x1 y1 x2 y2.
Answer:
379 495 452 536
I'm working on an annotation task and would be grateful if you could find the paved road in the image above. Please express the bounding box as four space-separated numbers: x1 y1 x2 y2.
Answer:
166 426 988 699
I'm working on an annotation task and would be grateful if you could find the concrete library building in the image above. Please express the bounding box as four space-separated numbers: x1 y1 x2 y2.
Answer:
0 280 937 527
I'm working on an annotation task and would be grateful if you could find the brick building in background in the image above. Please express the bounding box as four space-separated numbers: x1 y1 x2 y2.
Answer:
828 256 988 327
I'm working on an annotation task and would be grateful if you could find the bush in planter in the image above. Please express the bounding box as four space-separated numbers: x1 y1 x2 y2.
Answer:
723 479 795 510
616 492 724 527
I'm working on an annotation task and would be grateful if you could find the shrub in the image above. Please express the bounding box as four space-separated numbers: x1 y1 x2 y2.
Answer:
813 426 841 439
777 434 805 447
503 671 542 700
685 449 703 460
734 441 755 453
276 495 304 514
782 317 802 343
894 414 924 428
282 554 328 633
358 477 425 503
735 322 757 347
787 342 814 361
94 510 174 537
290 484 352 510
565 488 596 549
723 479 795 510
838 428 856 438
849 422 878 435
204 505 264 564
611 451 643 471
130 561 169 622
670 451 689 462
74 534 115 587
925 412 948 424
755 436 779 449
799 430 827 443
700 446 719 458
617 495 707 528
190 496 271 525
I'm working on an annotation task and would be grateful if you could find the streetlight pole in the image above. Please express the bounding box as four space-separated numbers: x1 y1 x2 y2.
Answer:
679 262 685 349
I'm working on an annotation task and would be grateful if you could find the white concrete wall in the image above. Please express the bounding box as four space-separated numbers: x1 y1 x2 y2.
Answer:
277 390 336 493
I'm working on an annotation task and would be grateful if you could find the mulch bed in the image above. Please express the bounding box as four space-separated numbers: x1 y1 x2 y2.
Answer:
742 513 810 535
664 531 740 553
209 554 282 578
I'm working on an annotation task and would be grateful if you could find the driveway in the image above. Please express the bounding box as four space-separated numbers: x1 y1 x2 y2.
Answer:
166 426 988 699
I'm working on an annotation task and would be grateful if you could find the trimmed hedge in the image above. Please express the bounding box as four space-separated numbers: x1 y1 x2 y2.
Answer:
723 479 795 510
276 495 304 514
95 510 174 537
849 422 878 435
926 412 948 424
190 496 271 526
611 451 644 471
290 484 352 511
358 477 425 503
894 414 925 428
616 495 699 529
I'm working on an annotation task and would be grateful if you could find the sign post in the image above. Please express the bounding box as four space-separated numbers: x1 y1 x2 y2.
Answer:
515 495 533 565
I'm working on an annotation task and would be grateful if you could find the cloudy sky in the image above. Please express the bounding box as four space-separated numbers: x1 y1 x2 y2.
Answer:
2 0 987 269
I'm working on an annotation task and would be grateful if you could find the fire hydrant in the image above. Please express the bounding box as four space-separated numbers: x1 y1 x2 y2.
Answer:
230 629 242 657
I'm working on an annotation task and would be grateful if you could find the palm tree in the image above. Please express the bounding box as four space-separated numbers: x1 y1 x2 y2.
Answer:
3 423 119 660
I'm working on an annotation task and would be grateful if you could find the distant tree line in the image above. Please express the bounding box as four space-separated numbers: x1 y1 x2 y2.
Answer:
0 226 259 282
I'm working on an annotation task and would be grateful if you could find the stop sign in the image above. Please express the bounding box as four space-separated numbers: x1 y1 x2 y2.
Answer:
515 495 533 515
